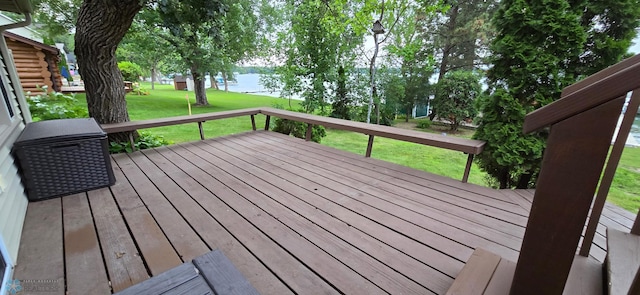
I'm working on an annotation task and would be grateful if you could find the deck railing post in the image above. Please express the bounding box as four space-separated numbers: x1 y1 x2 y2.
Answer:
198 122 205 140
461 154 473 183
264 115 271 131
251 115 256 131
305 124 313 141
629 265 640 295
128 132 136 152
365 135 374 157
632 210 640 235
579 91 640 256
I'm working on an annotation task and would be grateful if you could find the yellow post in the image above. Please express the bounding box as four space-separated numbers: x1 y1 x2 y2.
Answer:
186 94 192 115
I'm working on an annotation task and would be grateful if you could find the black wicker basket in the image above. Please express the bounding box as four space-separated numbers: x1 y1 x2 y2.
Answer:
12 118 115 201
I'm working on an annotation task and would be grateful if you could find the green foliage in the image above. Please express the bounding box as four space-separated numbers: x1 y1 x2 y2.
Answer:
568 0 640 77
354 104 396 126
118 61 144 82
27 90 88 121
31 0 82 41
156 0 228 105
270 106 327 143
272 117 327 144
267 0 364 114
330 66 354 120
474 89 546 188
109 131 172 154
416 120 432 129
433 70 480 131
474 0 588 189
132 83 150 95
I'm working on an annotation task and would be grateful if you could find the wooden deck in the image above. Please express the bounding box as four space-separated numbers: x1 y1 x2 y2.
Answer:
13 131 636 295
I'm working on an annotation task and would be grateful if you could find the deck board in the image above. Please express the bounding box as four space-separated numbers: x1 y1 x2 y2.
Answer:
12 131 636 295
62 193 111 294
149 146 327 294
173 142 387 295
112 153 210 263
88 188 149 292
185 139 445 293
108 161 183 275
235 133 524 251
13 198 65 295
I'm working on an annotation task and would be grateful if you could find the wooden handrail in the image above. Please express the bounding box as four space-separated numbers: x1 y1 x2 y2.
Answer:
523 54 640 133
101 108 262 133
259 107 485 155
100 107 485 182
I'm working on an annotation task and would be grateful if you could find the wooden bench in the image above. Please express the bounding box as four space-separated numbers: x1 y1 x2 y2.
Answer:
446 248 603 295
607 228 640 295
115 249 259 295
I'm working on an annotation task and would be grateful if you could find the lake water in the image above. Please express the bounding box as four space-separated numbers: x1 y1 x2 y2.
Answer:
226 74 640 143
221 73 288 98
633 114 640 142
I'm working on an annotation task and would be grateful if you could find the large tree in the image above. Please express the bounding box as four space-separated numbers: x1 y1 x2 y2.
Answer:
75 0 145 141
423 0 495 121
474 0 640 189
157 0 227 106
118 11 176 90
568 0 640 77
32 0 81 40
214 0 263 91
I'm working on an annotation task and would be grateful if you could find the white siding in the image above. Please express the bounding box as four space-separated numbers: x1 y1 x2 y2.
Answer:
0 35 27 265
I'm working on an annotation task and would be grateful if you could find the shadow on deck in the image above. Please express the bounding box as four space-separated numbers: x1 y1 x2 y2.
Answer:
12 131 636 295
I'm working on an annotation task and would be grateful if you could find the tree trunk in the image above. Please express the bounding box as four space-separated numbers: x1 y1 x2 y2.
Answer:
222 70 229 92
150 64 156 90
367 33 380 124
211 74 219 90
192 67 209 106
75 0 143 143
431 5 460 123
516 172 533 189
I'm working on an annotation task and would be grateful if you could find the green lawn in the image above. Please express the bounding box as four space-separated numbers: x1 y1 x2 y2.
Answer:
76 83 299 142
73 83 640 213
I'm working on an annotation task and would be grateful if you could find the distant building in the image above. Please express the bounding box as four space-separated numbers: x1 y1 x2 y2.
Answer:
3 31 62 93
0 13 63 93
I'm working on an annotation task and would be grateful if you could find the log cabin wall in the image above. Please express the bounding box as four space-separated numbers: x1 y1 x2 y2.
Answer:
2 31 62 94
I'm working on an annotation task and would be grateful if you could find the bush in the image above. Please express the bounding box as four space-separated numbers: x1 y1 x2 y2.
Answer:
354 104 396 126
109 131 172 154
432 70 480 132
118 61 143 82
272 118 327 143
132 82 149 95
270 107 327 143
27 89 88 121
416 120 432 129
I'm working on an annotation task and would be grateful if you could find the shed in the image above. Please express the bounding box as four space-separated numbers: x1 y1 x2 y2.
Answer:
174 75 187 90
3 31 62 93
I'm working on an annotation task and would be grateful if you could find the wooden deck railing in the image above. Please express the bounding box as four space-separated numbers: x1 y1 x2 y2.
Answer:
101 107 485 182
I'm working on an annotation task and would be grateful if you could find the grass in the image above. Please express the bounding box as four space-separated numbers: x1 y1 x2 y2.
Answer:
73 83 640 212
321 129 487 185
75 83 299 142
609 147 640 213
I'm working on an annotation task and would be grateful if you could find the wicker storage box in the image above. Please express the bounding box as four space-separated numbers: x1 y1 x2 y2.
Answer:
13 118 115 201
